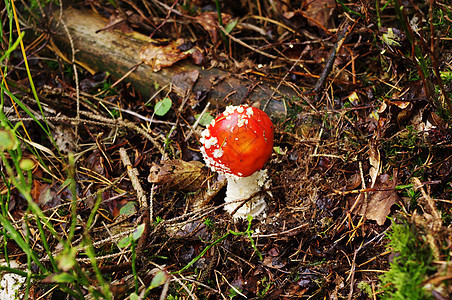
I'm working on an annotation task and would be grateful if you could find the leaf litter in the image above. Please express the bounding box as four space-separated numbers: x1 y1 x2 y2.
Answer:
1 0 451 299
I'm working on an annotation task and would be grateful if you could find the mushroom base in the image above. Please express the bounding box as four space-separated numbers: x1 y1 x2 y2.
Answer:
224 169 269 219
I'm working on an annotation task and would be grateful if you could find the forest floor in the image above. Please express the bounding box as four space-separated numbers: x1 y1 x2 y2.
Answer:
0 0 451 299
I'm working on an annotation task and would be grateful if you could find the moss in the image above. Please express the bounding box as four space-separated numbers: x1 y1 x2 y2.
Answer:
379 223 435 299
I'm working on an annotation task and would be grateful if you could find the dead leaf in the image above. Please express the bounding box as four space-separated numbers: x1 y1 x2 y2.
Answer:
390 100 411 109
263 256 287 269
356 173 400 225
97 11 134 34
147 159 208 192
53 125 76 154
35 182 72 210
140 39 190 72
194 12 232 44
377 101 388 114
171 70 199 96
188 46 205 65
302 0 336 31
190 174 227 211
346 173 361 190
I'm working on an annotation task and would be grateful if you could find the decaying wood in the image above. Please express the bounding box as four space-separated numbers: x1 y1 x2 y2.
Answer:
50 7 297 120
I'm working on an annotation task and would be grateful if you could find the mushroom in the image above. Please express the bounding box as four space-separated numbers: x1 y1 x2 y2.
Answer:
200 105 274 219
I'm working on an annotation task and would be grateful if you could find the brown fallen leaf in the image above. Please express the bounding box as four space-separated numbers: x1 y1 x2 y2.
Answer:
147 159 208 192
171 70 199 96
346 173 361 190
356 173 400 225
302 0 336 31
263 255 287 269
97 11 134 34
140 39 190 72
194 12 232 44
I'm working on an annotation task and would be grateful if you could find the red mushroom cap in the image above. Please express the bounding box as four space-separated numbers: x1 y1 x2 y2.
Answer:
200 105 274 177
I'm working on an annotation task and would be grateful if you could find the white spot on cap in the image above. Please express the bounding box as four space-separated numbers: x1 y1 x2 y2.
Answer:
224 105 236 116
203 136 218 149
213 148 223 158
201 128 210 139
237 117 248 128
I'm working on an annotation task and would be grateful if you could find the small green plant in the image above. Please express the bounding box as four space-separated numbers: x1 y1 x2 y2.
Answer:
195 112 214 127
357 281 373 297
379 222 434 299
405 187 420 205
154 216 164 225
100 80 118 97
228 286 243 299
154 97 172 116
203 217 214 230
173 215 262 277
258 276 272 297
118 224 146 295
229 215 263 260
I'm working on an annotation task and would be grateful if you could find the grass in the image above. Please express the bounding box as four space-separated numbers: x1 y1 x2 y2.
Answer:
0 1 106 298
1 0 451 299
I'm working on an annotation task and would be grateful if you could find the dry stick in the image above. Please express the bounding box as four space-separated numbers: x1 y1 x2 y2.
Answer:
119 147 152 254
149 183 155 223
219 25 279 60
347 230 388 300
94 62 143 98
119 147 147 209
184 102 210 142
249 222 308 238
79 111 165 156
263 52 317 113
312 18 353 103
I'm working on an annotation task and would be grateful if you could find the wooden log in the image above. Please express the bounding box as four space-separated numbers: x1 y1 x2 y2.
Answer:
50 7 297 120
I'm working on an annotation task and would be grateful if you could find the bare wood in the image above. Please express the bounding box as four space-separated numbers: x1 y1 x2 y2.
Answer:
50 7 295 120
119 147 147 208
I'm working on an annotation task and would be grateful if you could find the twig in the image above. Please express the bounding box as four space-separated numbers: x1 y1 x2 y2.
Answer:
263 52 316 113
347 230 388 299
149 0 180 39
79 111 165 156
170 276 197 300
249 222 308 238
119 147 147 209
219 25 278 60
184 102 210 142
94 62 143 97
312 18 354 103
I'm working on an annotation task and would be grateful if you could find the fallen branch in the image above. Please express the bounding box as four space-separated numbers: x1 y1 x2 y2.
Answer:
50 7 297 120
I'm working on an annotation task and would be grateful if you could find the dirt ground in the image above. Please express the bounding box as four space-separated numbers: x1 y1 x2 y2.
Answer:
1 0 451 299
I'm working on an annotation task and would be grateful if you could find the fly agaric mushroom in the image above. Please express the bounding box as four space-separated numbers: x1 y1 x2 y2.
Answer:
200 105 274 219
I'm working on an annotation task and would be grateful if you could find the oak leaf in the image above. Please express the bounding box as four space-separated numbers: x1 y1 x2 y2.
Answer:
356 173 400 225
147 159 208 192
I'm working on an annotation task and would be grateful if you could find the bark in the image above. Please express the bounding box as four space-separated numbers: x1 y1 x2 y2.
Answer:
50 7 298 120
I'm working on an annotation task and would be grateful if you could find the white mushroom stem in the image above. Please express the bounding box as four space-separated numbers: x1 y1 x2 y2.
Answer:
224 169 269 220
